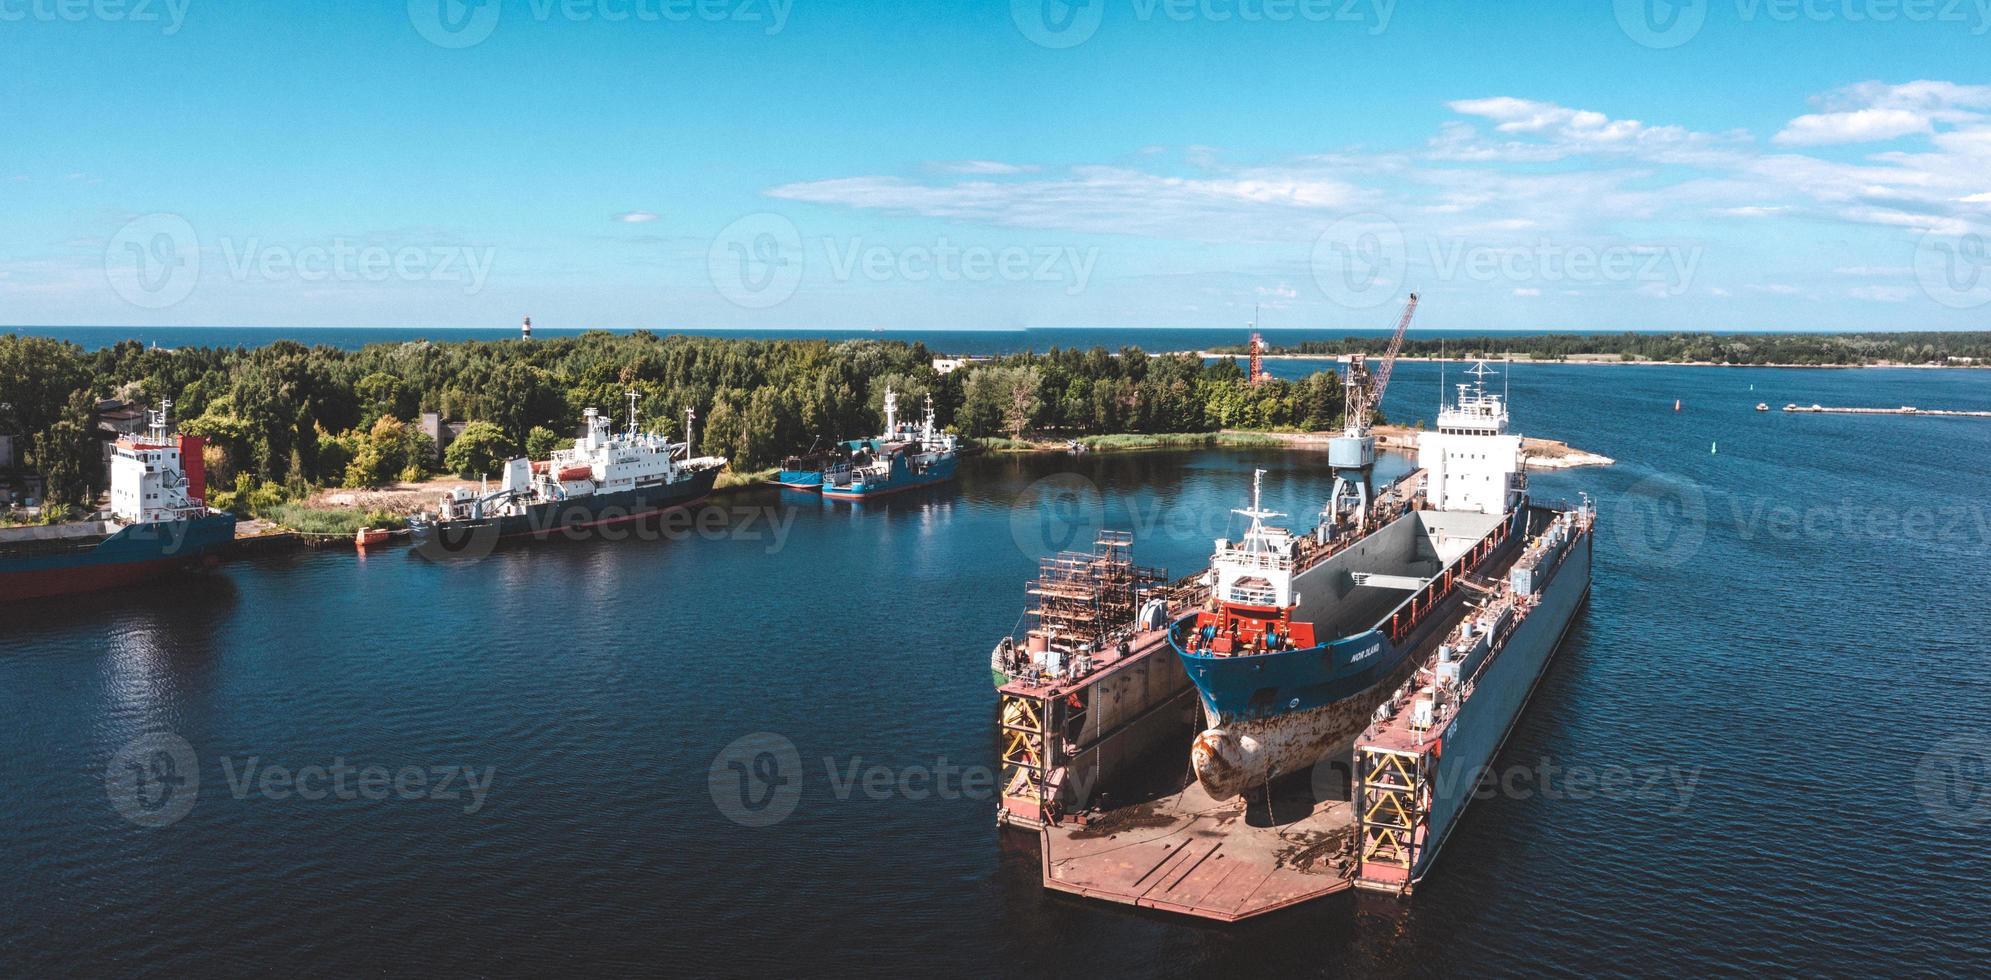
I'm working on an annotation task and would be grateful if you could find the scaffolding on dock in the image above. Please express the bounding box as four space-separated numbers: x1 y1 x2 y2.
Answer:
1024 531 1165 662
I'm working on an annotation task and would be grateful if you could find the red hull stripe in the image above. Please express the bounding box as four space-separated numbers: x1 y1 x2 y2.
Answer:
0 556 184 601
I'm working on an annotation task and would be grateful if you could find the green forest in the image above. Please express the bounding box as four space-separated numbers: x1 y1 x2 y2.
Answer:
1222 331 1991 365
0 331 1346 516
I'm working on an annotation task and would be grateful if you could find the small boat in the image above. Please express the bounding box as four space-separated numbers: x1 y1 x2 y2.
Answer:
355 527 392 549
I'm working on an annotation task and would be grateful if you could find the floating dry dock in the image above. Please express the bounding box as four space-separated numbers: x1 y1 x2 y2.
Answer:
996 360 1596 920
998 503 1594 918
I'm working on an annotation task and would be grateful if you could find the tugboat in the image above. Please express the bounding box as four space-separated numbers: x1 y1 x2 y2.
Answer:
0 401 236 601
819 389 958 500
411 394 726 547
1169 362 1537 798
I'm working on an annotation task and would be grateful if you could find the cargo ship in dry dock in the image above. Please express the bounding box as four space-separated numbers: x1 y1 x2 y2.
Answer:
818 389 959 500
411 396 726 547
994 356 1596 915
0 403 236 601
1171 361 1573 800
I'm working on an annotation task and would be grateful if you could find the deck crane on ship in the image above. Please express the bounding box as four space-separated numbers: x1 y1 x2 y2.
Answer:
1328 292 1418 529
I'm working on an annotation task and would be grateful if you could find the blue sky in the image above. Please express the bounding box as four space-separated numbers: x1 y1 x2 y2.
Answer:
4 0 1990 331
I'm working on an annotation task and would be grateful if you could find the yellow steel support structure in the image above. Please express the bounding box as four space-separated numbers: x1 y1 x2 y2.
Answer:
998 691 1051 823
1356 746 1431 887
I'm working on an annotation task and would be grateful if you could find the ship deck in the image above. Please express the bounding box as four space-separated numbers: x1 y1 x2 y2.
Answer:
1040 772 1356 921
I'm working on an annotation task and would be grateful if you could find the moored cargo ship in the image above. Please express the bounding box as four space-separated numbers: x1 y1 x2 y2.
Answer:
410 397 726 549
0 403 236 601
819 389 958 500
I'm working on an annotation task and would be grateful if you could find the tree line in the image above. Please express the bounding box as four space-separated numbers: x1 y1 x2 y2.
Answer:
0 331 1349 514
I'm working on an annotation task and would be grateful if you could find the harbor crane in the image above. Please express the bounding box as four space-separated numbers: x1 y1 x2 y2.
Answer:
1329 291 1419 527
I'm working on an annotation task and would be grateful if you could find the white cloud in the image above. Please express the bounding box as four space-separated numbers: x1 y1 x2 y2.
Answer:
767 165 1358 238
930 160 1041 175
1512 287 1541 297
1773 109 1932 146
1750 284 1802 295
1850 285 1915 302
1717 205 1791 218
613 211 661 223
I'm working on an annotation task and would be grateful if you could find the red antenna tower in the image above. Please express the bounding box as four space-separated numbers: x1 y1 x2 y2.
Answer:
1247 305 1269 386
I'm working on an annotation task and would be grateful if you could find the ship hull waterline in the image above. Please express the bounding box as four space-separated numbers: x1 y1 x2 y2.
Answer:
410 468 721 551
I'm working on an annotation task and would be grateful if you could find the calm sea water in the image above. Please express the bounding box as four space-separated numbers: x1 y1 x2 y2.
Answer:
4 361 1990 976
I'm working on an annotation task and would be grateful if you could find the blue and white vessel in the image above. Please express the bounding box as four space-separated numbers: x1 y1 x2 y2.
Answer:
819 389 959 500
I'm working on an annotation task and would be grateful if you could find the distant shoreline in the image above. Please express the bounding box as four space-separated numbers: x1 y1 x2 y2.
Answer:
1187 351 1988 370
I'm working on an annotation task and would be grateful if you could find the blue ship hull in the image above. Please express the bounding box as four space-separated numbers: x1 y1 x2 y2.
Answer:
1170 507 1523 725
0 512 238 601
820 453 958 499
773 469 824 490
